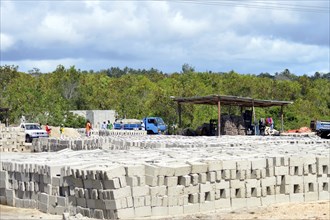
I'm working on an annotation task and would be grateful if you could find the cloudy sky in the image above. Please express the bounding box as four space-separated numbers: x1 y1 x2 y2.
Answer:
1 0 329 75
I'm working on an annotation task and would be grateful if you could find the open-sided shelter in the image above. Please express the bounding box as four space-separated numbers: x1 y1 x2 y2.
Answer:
172 95 293 136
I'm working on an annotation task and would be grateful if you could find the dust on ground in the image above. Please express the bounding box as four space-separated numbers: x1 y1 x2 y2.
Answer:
1 200 329 220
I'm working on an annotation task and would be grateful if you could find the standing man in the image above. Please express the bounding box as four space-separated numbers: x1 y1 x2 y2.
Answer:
45 123 52 136
86 120 92 137
60 124 64 139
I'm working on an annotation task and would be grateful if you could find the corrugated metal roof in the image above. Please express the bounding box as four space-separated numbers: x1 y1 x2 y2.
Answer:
172 95 293 107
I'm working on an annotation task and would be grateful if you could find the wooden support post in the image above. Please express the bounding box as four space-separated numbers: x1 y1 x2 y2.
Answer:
218 100 221 137
178 103 182 128
253 103 256 136
280 105 284 133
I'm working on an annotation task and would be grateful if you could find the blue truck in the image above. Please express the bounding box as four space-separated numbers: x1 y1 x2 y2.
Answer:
310 120 330 139
114 117 167 134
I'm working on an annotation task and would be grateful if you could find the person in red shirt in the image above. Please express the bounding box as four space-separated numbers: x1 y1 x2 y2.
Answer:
45 123 51 136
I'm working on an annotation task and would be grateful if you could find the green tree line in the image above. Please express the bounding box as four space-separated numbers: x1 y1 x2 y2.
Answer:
0 65 329 130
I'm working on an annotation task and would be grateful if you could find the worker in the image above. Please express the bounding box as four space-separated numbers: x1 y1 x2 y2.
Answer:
101 121 107 130
45 123 52 136
86 120 92 137
107 120 113 130
60 124 64 139
140 121 145 130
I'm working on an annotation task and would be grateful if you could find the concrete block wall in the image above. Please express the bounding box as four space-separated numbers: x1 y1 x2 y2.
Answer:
76 129 147 137
1 156 329 219
32 137 135 152
0 124 26 152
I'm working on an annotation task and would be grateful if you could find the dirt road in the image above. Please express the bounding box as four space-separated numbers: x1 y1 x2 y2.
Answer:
1 200 329 220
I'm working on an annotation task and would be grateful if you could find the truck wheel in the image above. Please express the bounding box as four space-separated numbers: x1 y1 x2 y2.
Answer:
25 134 32 143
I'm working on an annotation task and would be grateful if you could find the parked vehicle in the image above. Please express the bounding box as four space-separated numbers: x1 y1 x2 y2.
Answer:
20 123 49 142
143 117 167 134
310 120 330 139
114 117 167 134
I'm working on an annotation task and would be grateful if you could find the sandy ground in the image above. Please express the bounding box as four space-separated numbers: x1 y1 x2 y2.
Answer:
1 200 329 220
41 126 81 138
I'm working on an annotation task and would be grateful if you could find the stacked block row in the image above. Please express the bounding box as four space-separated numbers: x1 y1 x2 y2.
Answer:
32 137 134 152
76 129 147 137
1 156 329 219
0 124 25 152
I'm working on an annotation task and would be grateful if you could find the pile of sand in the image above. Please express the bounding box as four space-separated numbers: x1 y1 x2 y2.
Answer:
42 126 81 138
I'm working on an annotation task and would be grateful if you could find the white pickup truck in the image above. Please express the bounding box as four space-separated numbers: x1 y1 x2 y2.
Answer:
20 123 49 143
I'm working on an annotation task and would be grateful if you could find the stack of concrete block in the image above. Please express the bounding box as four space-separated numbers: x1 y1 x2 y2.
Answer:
0 124 26 152
32 137 133 152
0 155 329 219
99 129 147 136
76 129 147 137
0 162 67 215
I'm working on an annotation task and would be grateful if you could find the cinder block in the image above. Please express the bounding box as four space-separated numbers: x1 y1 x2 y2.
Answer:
222 160 236 170
157 176 165 186
188 193 199 203
116 207 135 219
172 164 191 176
206 160 223 171
230 187 246 199
165 176 178 187
215 180 230 190
190 173 199 185
126 165 145 176
246 197 261 207
188 162 208 173
214 198 231 209
261 177 276 187
111 186 132 199
207 172 216 183
133 196 145 207
261 195 275 206
230 170 237 180
305 192 318 201
134 206 152 217
184 203 200 214
316 157 330 175
168 205 183 215
184 184 199 195
179 175 191 186
150 185 167 196
275 194 290 203
221 170 231 180
199 182 215 193
152 206 168 216
319 191 330 200
145 175 158 187
157 165 175 176
236 170 246 180
198 173 207 184
131 186 149 197
289 166 303 176
126 176 138 187
231 198 247 209
236 160 251 170
200 201 215 212
167 185 184 196
274 166 289 176
251 159 266 170
289 157 303 167
290 193 304 202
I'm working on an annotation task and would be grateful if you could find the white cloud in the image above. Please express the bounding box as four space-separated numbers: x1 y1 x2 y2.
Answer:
0 33 15 51
0 0 329 75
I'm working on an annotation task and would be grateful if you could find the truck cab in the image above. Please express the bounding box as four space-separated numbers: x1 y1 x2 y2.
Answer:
310 120 330 139
143 117 167 134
